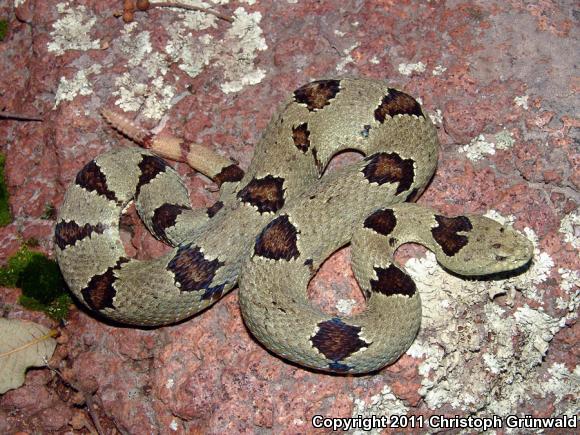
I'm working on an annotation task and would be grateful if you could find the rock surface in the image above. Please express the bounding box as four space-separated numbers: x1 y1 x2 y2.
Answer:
0 1 577 433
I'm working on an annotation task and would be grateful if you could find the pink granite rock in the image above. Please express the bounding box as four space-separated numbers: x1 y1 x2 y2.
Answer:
0 1 577 433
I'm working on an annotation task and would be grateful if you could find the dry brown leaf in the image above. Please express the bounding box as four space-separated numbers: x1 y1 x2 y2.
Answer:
0 318 57 394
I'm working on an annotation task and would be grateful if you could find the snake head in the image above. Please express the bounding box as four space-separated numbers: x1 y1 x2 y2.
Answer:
435 215 534 277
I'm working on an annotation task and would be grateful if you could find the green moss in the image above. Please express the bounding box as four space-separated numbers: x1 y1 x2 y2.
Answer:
0 19 7 42
0 154 11 226
0 246 71 321
19 293 71 321
0 246 33 287
17 253 65 304
24 237 40 248
41 204 56 220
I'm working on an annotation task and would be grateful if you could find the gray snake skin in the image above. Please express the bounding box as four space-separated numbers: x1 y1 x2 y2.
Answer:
55 78 533 373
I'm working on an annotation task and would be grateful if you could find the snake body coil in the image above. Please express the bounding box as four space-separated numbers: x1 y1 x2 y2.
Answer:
55 78 533 373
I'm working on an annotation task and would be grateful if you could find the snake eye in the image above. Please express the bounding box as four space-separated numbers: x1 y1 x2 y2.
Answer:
492 243 502 249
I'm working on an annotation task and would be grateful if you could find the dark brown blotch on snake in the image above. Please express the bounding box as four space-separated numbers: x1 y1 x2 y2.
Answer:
374 89 424 122
292 122 311 152
152 203 191 244
294 79 341 111
76 160 118 202
81 257 129 311
362 152 415 194
167 244 225 292
237 175 286 213
136 154 168 197
370 264 417 297
206 201 224 218
55 220 106 249
310 317 369 365
363 209 397 236
254 214 299 260
431 215 473 256
214 164 245 186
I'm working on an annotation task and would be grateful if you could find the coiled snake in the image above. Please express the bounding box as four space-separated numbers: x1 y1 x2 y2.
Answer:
55 78 533 373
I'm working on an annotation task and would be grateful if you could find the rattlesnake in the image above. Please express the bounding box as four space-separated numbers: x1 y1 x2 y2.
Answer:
55 78 533 373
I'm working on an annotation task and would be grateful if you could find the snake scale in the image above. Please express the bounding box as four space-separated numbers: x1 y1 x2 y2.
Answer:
55 78 533 373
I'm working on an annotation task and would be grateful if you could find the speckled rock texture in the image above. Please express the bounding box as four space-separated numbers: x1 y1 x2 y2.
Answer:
0 1 578 433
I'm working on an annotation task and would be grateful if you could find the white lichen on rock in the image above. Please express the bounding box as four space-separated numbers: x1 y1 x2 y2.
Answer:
381 210 573 416
166 29 215 78
484 210 515 226
217 7 268 93
53 64 102 108
336 298 357 315
459 131 515 161
165 6 267 94
113 73 176 119
112 23 175 119
514 95 529 110
164 0 221 30
351 385 408 435
558 267 579 295
432 65 447 76
512 305 562 361
48 2 100 55
51 2 267 119
555 268 579 314
494 130 515 150
398 62 426 76
118 23 153 69
335 43 359 72
459 134 496 161
542 363 580 416
479 300 576 417
559 209 580 250
428 109 443 126
404 251 495 410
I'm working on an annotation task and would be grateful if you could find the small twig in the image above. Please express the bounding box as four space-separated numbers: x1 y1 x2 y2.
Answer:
83 394 105 435
0 111 43 121
49 366 105 435
149 1 234 23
